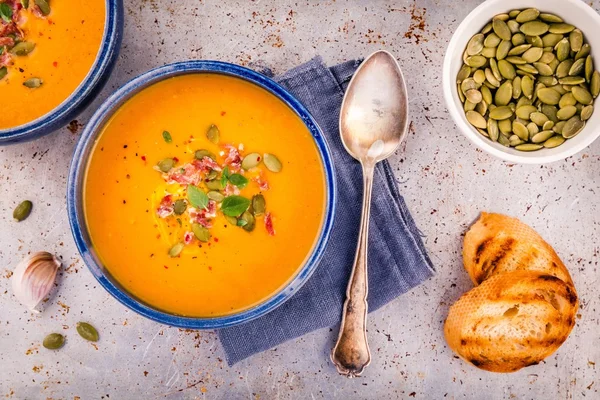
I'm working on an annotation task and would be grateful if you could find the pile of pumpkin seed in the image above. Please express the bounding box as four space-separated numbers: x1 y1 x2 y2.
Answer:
457 8 599 151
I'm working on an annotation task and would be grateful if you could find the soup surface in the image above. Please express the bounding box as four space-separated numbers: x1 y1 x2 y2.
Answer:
84 74 326 317
0 0 105 129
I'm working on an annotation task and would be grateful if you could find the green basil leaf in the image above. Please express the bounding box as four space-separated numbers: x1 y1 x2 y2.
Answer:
220 166 230 188
187 185 209 210
162 130 172 143
228 173 248 188
0 3 13 23
221 196 250 217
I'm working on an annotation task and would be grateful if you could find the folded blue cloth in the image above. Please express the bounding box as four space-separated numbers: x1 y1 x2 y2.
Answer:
218 57 435 365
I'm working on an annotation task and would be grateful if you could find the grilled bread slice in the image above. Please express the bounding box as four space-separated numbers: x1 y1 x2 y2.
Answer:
463 212 573 286
445 213 578 373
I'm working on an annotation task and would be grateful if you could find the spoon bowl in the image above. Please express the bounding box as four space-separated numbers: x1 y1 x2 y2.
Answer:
331 50 409 377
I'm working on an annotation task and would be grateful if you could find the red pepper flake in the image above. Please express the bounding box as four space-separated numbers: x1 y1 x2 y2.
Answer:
53 61 58 67
220 111 226 116
164 265 168 269
173 157 179 163
208 266 213 270
141 155 147 161
214 238 219 242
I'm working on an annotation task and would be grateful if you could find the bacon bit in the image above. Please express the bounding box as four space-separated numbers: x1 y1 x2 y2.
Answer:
0 51 12 68
166 162 203 186
194 156 221 172
0 37 14 47
183 232 194 245
253 173 269 191
156 195 174 218
223 145 241 171
265 212 275 236
205 200 217 218
223 182 240 196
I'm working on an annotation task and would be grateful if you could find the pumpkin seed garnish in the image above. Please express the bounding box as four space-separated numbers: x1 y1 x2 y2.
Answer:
515 143 543 151
194 149 215 161
173 199 187 215
263 153 282 173
162 130 172 143
169 242 184 257
43 333 65 350
192 224 211 242
157 158 175 173
0 67 7 80
0 3 12 23
23 77 42 88
543 135 565 148
241 153 261 170
205 179 223 191
34 0 51 15
251 194 266 216
11 41 36 56
239 211 256 232
13 200 32 221
207 191 224 202
76 322 99 342
206 124 220 144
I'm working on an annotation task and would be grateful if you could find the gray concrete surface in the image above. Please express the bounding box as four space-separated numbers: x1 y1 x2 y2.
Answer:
1 0 599 398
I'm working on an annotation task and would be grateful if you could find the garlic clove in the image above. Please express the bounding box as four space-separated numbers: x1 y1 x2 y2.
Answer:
11 251 60 313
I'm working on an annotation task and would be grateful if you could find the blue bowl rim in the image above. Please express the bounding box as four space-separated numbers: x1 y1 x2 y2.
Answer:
0 0 123 143
67 60 337 329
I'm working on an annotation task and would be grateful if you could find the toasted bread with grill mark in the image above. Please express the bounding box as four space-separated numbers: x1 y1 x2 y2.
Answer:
444 212 578 373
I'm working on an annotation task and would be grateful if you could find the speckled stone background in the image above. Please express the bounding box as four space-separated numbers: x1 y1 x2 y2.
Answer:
1 0 599 398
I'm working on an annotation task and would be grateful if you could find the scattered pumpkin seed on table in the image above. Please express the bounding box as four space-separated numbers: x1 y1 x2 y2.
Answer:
13 200 32 221
457 8 597 151
43 333 65 350
76 322 99 342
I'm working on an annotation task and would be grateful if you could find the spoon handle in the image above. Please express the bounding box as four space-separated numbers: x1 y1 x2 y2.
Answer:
331 163 374 377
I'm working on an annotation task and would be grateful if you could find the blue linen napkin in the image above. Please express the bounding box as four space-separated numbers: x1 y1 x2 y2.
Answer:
218 57 435 365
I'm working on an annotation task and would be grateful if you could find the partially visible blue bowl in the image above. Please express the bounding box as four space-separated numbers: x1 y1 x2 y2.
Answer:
67 61 337 329
0 0 123 145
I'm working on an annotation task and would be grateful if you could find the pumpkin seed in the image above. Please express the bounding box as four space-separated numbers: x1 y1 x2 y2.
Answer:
43 333 65 350
555 38 570 62
475 100 488 116
591 71 600 97
512 77 522 98
34 0 50 15
489 106 513 120
498 60 516 80
559 76 585 85
572 86 593 105
507 20 520 34
537 88 561 105
527 122 539 135
585 55 593 83
581 105 594 121
550 84 567 95
516 8 539 23
195 149 216 161
548 23 575 34
508 44 532 56
207 191 224 202
543 135 566 148
173 199 187 215
466 55 487 68
498 119 512 134
538 76 558 86
516 105 537 119
521 75 534 99
498 134 511 147
522 47 543 63
466 110 487 128
169 242 184 257
575 44 591 61
496 40 512 60
481 22 493 34
512 121 529 140
484 33 501 48
466 89 483 104
76 322 99 342
493 18 512 40
531 130 554 143
527 35 544 48
481 47 496 58
192 223 211 242
23 77 42 88
489 59 502 81
559 93 577 109
515 143 542 151
533 62 553 76
206 124 220 144
464 100 476 112
461 77 478 93
241 153 261 170
543 121 555 130
467 34 485 55
263 153 282 172
517 64 538 75
157 158 175 173
505 56 526 65
556 60 573 79
486 119 499 141
0 67 7 80
530 112 549 126
539 51 556 64
477 128 489 138
568 58 585 76
562 116 585 138
251 194 266 216
494 14 510 21
541 105 559 122
239 211 256 232
512 33 526 46
13 200 32 221
542 33 563 48
569 29 584 53
481 85 493 104
520 21 549 36
205 179 223 190
553 121 567 134
509 10 521 18
11 41 35 56
540 13 563 23
473 69 486 84
456 66 470 84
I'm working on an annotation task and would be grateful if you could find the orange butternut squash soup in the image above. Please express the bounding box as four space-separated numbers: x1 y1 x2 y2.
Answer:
0 0 105 129
84 74 326 317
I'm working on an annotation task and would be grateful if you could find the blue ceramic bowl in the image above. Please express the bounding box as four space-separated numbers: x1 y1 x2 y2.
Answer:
67 61 336 329
0 0 123 145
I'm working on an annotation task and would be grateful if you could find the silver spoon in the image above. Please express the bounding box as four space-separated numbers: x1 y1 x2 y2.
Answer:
331 50 409 377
